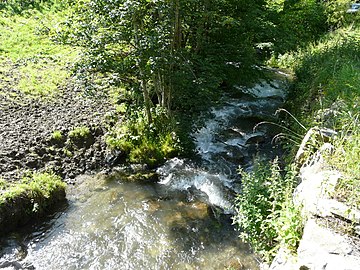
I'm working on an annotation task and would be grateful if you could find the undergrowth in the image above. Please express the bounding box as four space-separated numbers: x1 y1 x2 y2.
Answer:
106 106 182 167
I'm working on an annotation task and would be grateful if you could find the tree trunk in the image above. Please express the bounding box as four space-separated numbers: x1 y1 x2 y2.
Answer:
133 14 152 123
173 0 181 49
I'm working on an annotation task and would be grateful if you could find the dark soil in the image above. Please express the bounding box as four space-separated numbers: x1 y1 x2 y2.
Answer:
0 83 121 184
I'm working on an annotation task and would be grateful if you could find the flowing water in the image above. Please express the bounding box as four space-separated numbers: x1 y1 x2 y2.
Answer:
0 78 287 270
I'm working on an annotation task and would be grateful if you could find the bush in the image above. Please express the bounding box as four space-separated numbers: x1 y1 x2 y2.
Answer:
233 158 303 263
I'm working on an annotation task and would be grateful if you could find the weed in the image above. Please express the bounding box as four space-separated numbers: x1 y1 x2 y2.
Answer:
51 130 63 140
68 126 90 139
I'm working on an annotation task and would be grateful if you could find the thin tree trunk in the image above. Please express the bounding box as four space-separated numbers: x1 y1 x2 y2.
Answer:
174 0 181 49
133 15 152 123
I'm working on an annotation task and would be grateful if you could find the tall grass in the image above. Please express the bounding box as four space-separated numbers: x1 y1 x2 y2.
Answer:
276 26 360 209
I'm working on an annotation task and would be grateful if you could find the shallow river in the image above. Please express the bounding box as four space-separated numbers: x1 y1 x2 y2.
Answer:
0 78 287 270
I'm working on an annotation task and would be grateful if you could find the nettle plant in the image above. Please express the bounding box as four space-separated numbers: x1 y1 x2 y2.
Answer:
233 158 303 263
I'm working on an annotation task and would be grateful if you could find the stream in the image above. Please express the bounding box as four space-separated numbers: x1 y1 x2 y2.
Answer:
0 77 288 270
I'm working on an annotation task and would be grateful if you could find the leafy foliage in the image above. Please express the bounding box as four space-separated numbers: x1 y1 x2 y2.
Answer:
233 159 303 263
264 0 328 55
58 0 264 116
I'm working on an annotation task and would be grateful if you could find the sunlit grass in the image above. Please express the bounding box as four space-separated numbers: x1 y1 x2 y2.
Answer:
329 111 360 208
0 5 79 99
0 172 66 205
276 26 360 209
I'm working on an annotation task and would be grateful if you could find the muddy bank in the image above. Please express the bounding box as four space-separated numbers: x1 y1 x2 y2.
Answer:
0 84 120 184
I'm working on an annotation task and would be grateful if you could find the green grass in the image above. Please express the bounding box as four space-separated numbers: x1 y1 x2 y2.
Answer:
0 2 79 99
68 126 90 139
0 172 66 205
272 26 360 209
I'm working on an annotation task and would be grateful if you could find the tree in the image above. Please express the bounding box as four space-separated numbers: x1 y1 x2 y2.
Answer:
64 0 266 121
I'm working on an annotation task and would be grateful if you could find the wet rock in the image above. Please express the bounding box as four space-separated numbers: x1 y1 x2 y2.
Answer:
219 146 246 164
0 260 24 269
245 132 266 145
146 200 161 213
225 258 246 270
183 201 210 220
105 150 125 167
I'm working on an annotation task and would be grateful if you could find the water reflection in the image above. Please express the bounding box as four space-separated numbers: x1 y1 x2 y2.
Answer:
1 175 259 270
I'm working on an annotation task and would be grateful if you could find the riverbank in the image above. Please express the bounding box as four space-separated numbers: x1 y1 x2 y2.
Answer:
265 23 360 269
0 2 124 234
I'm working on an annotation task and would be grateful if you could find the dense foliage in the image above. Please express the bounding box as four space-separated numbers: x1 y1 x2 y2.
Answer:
58 0 267 117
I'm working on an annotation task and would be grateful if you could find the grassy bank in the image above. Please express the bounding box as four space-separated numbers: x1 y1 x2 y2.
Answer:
0 172 66 235
234 21 360 264
284 25 360 208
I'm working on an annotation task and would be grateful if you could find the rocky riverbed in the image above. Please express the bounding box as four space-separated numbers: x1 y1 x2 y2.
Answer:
0 83 117 184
